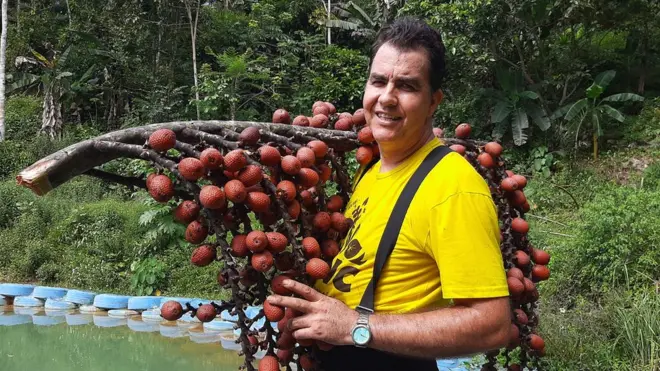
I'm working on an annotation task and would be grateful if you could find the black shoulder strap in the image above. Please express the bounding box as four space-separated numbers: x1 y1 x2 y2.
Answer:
357 145 452 313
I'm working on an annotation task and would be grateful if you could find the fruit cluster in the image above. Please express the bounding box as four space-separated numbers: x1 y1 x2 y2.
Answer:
136 103 547 371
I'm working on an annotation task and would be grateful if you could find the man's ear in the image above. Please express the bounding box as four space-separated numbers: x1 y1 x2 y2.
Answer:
428 89 444 117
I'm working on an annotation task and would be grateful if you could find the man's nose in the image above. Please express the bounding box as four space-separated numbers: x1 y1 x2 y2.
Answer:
378 83 398 107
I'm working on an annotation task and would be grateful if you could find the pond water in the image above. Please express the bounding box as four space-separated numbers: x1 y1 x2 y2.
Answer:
0 306 248 371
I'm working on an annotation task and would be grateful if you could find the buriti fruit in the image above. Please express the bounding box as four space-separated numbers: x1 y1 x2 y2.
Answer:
196 304 217 322
199 148 223 170
148 129 177 152
161 301 183 321
224 149 248 172
148 175 174 202
178 158 205 181
191 245 216 267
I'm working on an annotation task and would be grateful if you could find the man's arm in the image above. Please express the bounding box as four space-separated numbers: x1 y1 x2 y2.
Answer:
267 279 511 359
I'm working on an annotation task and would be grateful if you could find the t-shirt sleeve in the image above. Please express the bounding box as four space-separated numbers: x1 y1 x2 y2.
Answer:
425 192 509 299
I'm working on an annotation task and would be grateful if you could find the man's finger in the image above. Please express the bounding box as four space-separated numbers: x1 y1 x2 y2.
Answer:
288 314 314 332
292 328 318 341
282 279 323 301
266 295 313 313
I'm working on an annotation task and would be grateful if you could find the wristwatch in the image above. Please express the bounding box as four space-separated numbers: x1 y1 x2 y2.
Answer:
351 308 372 347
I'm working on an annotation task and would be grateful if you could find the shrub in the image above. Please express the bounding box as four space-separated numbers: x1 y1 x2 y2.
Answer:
4 95 41 141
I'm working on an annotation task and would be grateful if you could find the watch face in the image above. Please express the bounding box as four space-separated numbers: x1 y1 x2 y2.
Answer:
353 326 371 345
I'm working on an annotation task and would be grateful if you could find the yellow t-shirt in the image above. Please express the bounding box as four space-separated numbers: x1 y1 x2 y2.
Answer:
314 138 509 314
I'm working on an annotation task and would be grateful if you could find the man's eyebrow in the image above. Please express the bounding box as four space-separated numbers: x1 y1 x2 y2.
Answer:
369 73 421 86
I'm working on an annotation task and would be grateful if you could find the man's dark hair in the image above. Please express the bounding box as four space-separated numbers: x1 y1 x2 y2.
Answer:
369 17 447 92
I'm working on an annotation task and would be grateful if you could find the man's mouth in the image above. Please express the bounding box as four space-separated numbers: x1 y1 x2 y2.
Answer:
376 112 402 123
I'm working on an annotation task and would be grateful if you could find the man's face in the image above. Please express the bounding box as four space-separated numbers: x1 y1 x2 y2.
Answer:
363 42 443 148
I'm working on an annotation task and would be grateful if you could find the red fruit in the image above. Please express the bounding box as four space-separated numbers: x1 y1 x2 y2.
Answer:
307 140 328 158
331 212 350 234
455 123 471 138
277 349 293 363
191 245 216 267
506 170 515 177
281 155 302 175
522 201 531 212
324 102 337 115
478 152 495 168
185 220 208 244
450 144 466 155
506 267 524 281
224 179 247 203
484 142 503 157
432 127 444 138
313 212 331 232
277 331 296 349
217 270 228 287
271 275 291 295
252 250 274 272
352 109 366 127
231 235 249 257
310 114 329 128
275 251 295 271
146 173 157 189
356 146 373 165
318 164 332 183
224 149 248 172
258 145 281 166
246 192 271 212
259 355 280 371
528 334 545 351
334 118 353 131
296 147 316 168
321 240 340 258
500 178 519 192
287 200 301 219
148 175 175 202
512 174 527 189
523 277 536 293
196 304 217 323
511 218 529 234
508 190 527 207
237 165 263 187
292 115 310 127
161 301 184 321
531 248 551 265
338 112 352 120
199 185 226 209
300 190 314 207
272 109 291 125
507 277 525 296
239 126 261 146
302 237 321 259
299 338 314 347
149 129 177 152
326 195 343 212
532 265 551 281
299 353 315 371
173 200 200 224
508 364 521 371
515 250 530 267
509 324 521 348
298 168 320 188
178 158 205 181
200 148 223 170
264 301 285 322
513 308 528 325
306 258 330 280
266 232 288 253
358 126 374 144
246 230 269 252
313 104 330 116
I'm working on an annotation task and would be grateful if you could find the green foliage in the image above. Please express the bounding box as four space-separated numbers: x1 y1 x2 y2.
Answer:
642 162 660 190
530 146 558 178
130 258 168 296
625 97 660 145
4 95 42 141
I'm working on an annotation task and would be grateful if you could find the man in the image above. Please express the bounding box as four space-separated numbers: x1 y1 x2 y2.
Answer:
266 17 511 370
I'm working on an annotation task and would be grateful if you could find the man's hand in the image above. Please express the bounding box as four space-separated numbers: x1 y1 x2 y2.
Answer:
266 278 358 346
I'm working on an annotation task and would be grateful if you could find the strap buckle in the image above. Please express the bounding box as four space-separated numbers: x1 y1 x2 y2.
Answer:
356 305 374 314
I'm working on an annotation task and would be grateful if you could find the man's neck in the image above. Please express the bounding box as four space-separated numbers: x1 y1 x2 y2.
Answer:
378 130 435 172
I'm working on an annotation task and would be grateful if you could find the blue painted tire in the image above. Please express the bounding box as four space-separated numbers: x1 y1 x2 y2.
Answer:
245 305 261 318
66 313 93 326
220 309 238 322
32 286 68 299
159 323 187 338
13 306 41 316
203 319 235 332
178 311 201 324
108 309 139 318
93 314 127 328
127 296 161 311
64 290 96 305
189 330 223 344
93 294 131 310
141 309 163 322
0 283 35 297
45 298 77 311
13 296 45 307
436 358 471 371
0 314 32 326
127 317 160 332
33 313 66 326
0 296 6 306
159 297 198 309
79 305 102 313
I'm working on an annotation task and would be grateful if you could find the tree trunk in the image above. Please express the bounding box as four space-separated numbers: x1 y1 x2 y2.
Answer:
15 0 18 31
0 0 8 142
65 0 72 28
184 0 201 120
593 132 598 160
41 88 63 139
